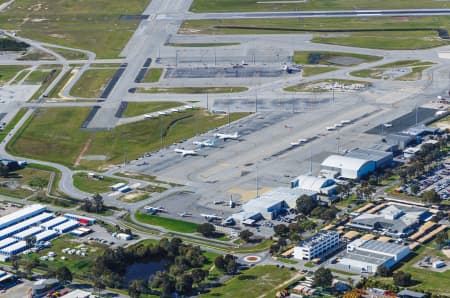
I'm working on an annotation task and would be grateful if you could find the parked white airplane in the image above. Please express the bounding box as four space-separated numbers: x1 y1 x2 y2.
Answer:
326 126 337 131
144 206 165 214
193 139 217 147
158 111 168 116
383 123 393 128
174 149 198 157
144 114 154 119
214 132 240 140
341 120 352 125
291 138 308 146
201 214 222 220
170 108 180 113
178 212 191 217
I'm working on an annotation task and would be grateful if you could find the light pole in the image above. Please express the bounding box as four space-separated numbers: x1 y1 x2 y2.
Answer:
159 115 163 150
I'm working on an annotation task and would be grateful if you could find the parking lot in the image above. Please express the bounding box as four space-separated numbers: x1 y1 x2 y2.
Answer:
400 160 450 200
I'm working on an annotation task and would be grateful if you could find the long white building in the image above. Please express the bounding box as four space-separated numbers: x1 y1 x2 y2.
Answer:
0 204 46 230
294 231 340 260
0 212 54 240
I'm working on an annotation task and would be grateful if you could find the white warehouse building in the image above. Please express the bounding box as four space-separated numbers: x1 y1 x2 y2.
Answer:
321 155 376 179
291 175 337 196
339 239 410 273
294 231 340 261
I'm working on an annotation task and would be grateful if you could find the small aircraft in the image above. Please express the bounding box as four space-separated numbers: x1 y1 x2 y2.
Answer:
170 108 180 113
201 214 223 221
340 120 352 125
144 114 154 119
290 138 308 146
193 139 217 147
326 126 337 131
174 149 198 157
178 212 191 217
214 132 240 140
334 123 343 128
383 123 393 128
158 111 168 116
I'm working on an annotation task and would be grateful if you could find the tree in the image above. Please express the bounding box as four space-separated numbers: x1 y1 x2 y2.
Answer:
0 163 9 178
296 195 318 216
25 235 36 249
191 268 208 285
175 274 193 295
393 271 412 286
436 231 449 245
376 265 391 277
128 279 147 298
273 224 289 237
239 229 253 242
422 190 441 203
214 255 225 270
312 267 333 288
93 193 104 213
197 223 215 237
410 183 420 195
81 198 93 212
56 266 72 285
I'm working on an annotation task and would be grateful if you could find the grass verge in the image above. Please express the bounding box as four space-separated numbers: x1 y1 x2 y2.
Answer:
135 212 199 233
294 51 382 65
201 265 297 298
123 101 183 117
73 172 126 194
284 79 370 92
180 17 450 50
70 68 117 98
142 68 163 83
0 108 27 142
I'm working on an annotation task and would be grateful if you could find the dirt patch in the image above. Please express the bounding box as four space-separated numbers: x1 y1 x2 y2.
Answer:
74 133 95 166
227 187 272 202
442 249 450 259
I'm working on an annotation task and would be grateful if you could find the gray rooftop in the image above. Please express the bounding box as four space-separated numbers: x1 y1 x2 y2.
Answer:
343 250 391 266
347 204 427 235
359 240 406 255
297 230 338 248
345 148 393 163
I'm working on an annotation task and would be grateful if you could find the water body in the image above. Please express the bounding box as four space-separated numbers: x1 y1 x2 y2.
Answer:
124 261 165 285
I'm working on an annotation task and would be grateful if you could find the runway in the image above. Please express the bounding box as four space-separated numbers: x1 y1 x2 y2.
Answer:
179 8 450 20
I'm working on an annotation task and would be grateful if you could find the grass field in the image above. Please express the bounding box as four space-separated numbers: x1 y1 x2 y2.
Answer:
8 107 250 170
48 47 88 60
46 68 75 98
70 68 117 98
72 172 126 194
284 79 370 92
123 101 183 117
350 60 435 80
294 51 382 65
137 87 248 94
302 66 339 77
135 212 199 233
180 16 450 50
143 68 163 83
0 65 27 84
201 265 297 298
22 235 106 279
190 0 450 12
0 0 150 58
0 167 50 198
